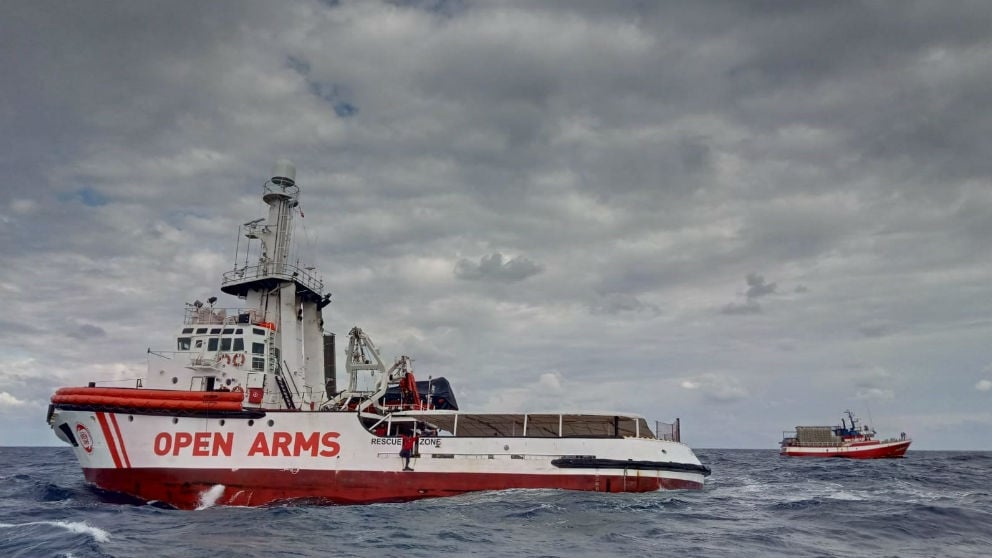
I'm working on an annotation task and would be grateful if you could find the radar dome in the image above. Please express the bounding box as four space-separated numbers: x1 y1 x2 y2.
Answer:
271 159 296 187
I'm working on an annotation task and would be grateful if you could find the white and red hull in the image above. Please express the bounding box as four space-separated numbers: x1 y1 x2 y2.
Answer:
50 407 708 509
780 439 911 459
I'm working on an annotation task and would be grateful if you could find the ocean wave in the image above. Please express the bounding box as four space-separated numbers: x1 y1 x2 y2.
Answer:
196 484 227 510
0 520 110 543
4 448 992 558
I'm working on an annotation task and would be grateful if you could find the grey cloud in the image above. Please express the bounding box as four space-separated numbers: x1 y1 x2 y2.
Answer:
855 387 895 400
745 273 776 299
858 321 891 339
66 324 107 340
454 253 542 283
0 320 41 336
720 300 761 316
590 292 659 316
680 373 749 403
719 273 774 315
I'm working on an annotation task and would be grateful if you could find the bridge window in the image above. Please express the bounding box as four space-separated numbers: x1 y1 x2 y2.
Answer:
210 328 221 334
252 357 265 371
177 337 191 350
252 342 265 355
182 328 193 334
253 328 266 336
233 338 244 351
196 328 208 334
208 338 219 351
221 338 232 351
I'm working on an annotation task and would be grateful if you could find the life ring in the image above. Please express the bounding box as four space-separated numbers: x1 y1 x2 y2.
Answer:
220 354 232 366
232 353 245 367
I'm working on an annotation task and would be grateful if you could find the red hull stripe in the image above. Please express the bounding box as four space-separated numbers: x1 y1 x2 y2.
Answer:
83 467 704 510
108 413 131 468
95 412 124 469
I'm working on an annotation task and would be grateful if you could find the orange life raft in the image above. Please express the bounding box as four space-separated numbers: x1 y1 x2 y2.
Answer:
51 387 245 412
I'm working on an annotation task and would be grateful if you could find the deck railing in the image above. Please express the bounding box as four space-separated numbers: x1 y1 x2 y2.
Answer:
655 420 679 442
221 262 323 294
184 306 264 326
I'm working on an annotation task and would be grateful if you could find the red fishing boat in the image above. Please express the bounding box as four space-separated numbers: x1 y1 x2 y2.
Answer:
780 410 910 458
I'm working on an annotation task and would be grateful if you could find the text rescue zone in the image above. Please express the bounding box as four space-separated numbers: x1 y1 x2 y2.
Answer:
153 431 443 457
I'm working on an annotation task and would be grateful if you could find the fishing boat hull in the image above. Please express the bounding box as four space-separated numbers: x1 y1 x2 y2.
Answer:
49 405 708 509
780 439 911 459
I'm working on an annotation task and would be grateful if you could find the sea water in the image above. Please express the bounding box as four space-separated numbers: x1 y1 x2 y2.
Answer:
1 447 989 557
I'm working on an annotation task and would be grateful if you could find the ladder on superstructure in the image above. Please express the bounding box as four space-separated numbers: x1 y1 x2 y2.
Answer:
274 373 296 410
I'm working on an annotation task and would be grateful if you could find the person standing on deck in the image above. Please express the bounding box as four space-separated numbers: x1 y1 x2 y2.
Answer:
400 429 419 471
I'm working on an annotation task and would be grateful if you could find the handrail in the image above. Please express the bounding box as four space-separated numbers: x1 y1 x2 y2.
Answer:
221 262 323 294
183 306 261 326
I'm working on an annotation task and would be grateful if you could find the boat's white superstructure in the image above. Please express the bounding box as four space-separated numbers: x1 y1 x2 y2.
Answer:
48 161 710 509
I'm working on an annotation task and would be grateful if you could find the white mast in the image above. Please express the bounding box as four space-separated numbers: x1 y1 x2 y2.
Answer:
221 160 331 409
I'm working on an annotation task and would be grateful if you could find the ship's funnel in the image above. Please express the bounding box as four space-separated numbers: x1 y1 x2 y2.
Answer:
271 159 296 187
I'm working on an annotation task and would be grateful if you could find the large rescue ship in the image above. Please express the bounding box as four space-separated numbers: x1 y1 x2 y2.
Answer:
780 410 911 459
47 160 711 509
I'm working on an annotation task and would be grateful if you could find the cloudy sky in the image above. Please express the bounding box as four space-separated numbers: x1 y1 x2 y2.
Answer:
2 1 991 449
